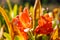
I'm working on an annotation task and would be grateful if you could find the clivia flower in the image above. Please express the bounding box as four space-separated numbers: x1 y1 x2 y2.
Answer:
35 14 53 34
12 7 32 40
19 7 32 29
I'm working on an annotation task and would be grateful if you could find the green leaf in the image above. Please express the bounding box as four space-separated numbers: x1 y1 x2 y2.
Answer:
14 36 19 40
34 19 38 29
9 4 18 19
0 21 1 30
52 20 56 28
42 35 48 40
6 0 12 11
13 4 18 17
3 32 11 40
14 35 23 40
30 6 34 17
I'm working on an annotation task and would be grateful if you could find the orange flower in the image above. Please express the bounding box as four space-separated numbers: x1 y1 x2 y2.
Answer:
12 17 28 40
35 14 53 34
12 7 32 40
19 7 32 28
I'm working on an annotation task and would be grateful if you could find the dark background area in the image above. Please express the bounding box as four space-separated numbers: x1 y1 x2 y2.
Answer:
0 0 60 11
19 0 60 6
0 0 60 5
20 0 60 5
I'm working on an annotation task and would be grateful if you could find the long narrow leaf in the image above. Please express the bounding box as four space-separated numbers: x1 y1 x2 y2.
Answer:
13 4 18 17
3 32 11 40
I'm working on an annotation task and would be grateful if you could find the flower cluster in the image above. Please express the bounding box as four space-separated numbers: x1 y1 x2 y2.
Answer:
12 7 53 40
35 14 53 34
